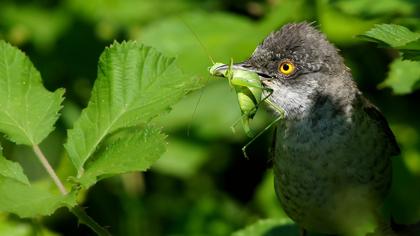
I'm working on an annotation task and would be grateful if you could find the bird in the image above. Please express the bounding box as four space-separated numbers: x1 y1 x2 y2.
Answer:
214 22 400 235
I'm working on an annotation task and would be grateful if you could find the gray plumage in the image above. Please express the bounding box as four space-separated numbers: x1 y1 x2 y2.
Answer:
240 22 400 234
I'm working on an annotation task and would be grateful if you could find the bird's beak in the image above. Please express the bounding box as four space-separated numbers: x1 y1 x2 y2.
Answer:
211 61 272 80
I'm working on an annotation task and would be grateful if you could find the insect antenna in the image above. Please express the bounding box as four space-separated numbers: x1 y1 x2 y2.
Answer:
242 100 285 158
178 16 215 136
178 16 215 65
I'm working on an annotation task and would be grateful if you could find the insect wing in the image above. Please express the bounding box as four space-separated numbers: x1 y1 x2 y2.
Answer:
231 69 263 105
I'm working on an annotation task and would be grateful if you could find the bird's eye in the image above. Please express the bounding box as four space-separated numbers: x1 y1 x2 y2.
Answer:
278 61 296 76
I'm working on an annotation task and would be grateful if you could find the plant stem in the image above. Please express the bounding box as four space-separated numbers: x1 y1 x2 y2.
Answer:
71 206 112 236
32 145 67 195
32 145 112 236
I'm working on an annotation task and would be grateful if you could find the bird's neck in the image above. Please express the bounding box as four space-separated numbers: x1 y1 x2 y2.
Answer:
283 72 359 123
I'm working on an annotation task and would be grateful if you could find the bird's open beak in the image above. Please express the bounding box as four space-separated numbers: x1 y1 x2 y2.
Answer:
211 61 272 80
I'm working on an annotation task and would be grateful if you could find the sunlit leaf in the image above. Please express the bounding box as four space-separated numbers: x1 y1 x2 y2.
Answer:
359 24 420 47
380 59 420 94
359 24 420 60
0 41 64 145
79 126 166 188
65 41 197 175
0 155 29 185
0 178 77 217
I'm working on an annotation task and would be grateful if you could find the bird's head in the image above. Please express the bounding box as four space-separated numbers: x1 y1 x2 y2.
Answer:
216 22 353 120
246 22 346 79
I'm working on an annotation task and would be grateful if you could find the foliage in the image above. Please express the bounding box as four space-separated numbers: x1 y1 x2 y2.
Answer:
359 24 420 60
0 41 64 145
64 41 194 175
379 59 420 95
0 40 76 218
359 24 420 94
0 38 196 234
0 0 419 235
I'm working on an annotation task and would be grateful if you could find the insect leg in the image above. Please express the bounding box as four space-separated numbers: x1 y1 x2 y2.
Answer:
241 98 285 158
241 109 284 158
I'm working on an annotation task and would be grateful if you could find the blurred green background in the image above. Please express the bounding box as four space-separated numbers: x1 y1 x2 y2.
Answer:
0 0 420 235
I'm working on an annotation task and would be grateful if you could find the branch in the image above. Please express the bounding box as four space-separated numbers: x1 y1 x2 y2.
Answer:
32 145 67 194
71 206 112 236
32 145 112 236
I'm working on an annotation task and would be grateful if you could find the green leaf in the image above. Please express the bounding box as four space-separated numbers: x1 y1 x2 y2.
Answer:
359 24 420 47
380 59 420 94
232 218 297 236
359 24 420 60
0 40 64 145
0 178 77 217
65 41 195 175
0 155 29 185
79 126 166 188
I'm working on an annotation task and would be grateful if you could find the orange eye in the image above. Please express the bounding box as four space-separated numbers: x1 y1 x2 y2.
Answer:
278 61 296 75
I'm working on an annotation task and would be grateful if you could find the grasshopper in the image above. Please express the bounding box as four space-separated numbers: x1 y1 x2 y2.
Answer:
180 17 285 157
209 60 285 158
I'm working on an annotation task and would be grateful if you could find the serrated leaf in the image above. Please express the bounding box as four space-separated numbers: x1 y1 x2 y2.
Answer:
0 155 29 185
359 24 420 48
232 218 297 236
380 59 420 94
0 40 64 145
79 126 166 188
65 41 195 175
0 177 77 217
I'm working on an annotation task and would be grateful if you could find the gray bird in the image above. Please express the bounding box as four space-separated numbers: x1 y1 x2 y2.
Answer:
214 22 400 235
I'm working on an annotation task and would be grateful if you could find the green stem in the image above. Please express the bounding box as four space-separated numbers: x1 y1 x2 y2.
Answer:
33 145 67 195
32 145 112 236
71 206 112 236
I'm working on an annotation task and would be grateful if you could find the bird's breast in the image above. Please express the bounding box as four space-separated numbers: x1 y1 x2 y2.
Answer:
272 108 392 234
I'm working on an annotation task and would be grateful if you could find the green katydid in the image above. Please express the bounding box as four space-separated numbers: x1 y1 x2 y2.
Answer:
208 59 285 158
180 17 285 157
209 60 264 137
